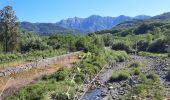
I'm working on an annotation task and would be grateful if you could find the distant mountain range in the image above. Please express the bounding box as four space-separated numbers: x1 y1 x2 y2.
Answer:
96 12 170 35
57 15 150 32
21 15 151 35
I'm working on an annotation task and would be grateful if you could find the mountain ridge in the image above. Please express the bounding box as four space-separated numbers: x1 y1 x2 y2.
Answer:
57 15 150 32
95 12 170 36
21 15 151 35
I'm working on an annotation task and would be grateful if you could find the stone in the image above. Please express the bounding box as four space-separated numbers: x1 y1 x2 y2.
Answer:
0 52 80 77
108 86 113 90
0 72 4 77
100 92 107 97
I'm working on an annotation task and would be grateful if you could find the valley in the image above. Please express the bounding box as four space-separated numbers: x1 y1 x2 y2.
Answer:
1 2 170 100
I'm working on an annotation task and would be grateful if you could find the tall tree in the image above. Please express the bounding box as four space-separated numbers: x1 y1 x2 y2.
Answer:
0 6 19 52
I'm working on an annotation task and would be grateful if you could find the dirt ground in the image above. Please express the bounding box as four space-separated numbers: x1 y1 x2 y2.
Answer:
0 55 79 99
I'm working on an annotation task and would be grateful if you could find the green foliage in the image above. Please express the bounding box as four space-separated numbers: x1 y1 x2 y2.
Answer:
75 36 90 51
21 22 78 35
6 81 74 100
109 70 131 82
51 92 69 100
129 62 141 68
138 73 147 83
134 23 163 35
148 39 168 53
112 42 132 53
135 40 149 51
0 49 66 65
139 51 168 58
48 34 77 52
20 33 51 52
133 68 140 75
133 84 145 95
49 67 69 81
7 46 129 100
167 69 170 81
147 73 159 82
0 6 20 52
109 50 129 62
102 33 113 46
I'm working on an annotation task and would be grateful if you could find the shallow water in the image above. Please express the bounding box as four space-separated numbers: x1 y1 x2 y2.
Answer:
82 88 104 100
159 75 166 83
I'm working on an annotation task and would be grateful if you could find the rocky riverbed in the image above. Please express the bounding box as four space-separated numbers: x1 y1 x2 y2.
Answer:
81 55 170 100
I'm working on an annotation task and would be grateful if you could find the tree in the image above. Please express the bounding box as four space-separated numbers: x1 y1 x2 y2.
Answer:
148 39 167 53
166 32 170 56
102 33 113 46
112 42 132 53
0 6 19 52
20 33 50 52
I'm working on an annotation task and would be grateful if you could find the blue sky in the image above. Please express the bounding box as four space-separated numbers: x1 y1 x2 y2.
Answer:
0 0 170 22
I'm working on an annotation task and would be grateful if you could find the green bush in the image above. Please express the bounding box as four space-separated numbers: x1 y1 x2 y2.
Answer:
0 49 66 65
110 70 130 82
148 39 167 53
50 92 70 100
112 42 132 53
75 73 85 84
147 73 159 82
167 69 170 81
50 67 69 81
139 73 147 83
133 84 145 95
135 40 149 51
129 62 141 68
133 68 140 75
110 73 130 82
109 50 129 62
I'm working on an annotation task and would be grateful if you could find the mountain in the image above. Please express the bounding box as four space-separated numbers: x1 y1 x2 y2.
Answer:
57 15 151 32
20 15 151 35
134 15 151 20
151 12 170 22
96 12 170 36
21 22 83 35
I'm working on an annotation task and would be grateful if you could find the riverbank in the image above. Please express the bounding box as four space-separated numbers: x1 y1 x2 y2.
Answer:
81 55 170 100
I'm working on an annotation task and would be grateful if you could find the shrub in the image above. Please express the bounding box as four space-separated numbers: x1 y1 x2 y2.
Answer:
50 67 69 81
133 68 140 75
110 70 130 82
75 73 85 84
148 39 167 53
109 50 129 62
111 42 132 53
110 73 129 82
147 73 159 82
50 92 69 100
167 69 170 81
129 62 141 68
133 84 145 95
139 73 147 83
135 40 149 51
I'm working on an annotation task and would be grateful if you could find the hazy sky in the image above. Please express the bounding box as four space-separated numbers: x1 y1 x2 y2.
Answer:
0 0 170 22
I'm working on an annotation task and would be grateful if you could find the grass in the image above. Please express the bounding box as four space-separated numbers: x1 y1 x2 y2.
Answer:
129 61 141 68
139 51 168 59
0 54 79 100
123 72 163 99
6 50 130 99
6 80 74 100
109 69 131 82
0 49 67 68
0 60 26 69
166 68 170 81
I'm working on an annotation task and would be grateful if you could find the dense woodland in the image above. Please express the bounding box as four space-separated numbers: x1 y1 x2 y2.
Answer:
1 6 170 100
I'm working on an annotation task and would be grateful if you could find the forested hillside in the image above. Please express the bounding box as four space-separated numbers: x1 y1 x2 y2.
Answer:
96 12 170 36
